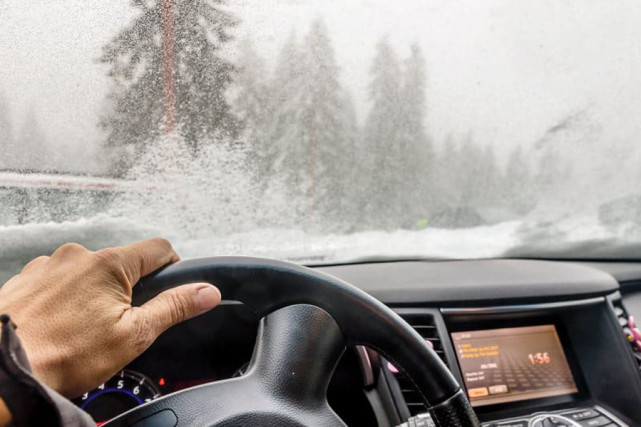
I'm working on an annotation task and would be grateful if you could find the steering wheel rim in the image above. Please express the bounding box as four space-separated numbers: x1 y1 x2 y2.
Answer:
108 257 479 426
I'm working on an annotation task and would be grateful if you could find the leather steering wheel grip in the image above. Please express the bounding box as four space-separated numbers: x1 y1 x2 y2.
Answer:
133 257 480 426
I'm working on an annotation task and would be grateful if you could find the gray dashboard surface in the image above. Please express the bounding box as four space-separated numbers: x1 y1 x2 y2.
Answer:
580 261 641 283
317 259 619 305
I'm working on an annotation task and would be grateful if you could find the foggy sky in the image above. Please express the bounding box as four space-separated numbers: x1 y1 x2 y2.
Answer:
2 0 641 172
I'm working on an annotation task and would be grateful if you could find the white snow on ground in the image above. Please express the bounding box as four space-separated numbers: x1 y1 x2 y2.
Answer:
507 213 641 259
0 215 522 284
2 211 641 285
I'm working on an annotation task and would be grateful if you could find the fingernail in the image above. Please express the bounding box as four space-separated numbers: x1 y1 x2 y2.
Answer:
196 284 222 311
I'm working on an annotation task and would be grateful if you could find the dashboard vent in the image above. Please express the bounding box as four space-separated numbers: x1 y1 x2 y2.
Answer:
390 313 448 416
613 300 641 371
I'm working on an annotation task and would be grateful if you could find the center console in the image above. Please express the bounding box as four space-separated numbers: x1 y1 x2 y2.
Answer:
402 406 625 427
389 297 641 427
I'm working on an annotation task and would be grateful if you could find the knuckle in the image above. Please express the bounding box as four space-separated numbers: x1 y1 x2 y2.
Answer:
54 242 87 256
151 237 172 250
21 255 50 272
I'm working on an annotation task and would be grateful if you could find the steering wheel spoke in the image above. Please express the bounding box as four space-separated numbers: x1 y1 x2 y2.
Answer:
247 304 346 405
107 305 347 426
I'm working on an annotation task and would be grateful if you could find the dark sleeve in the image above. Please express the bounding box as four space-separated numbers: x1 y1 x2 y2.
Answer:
0 314 95 427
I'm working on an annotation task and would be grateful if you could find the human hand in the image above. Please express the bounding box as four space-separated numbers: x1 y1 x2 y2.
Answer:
0 238 221 398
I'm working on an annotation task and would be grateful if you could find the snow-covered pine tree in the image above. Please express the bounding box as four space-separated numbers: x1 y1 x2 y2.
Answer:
101 0 239 173
363 37 404 230
475 144 502 207
234 38 267 127
398 43 432 226
432 134 464 210
233 37 270 170
457 136 487 208
301 20 358 228
262 32 306 191
262 22 358 229
504 145 534 214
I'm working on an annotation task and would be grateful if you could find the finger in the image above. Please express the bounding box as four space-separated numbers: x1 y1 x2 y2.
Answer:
20 256 50 274
95 238 180 286
134 283 221 337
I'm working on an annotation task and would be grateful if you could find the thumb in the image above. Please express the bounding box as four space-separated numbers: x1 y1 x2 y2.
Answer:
138 283 221 336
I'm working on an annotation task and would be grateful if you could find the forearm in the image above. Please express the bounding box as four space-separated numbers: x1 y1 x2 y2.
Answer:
0 314 95 426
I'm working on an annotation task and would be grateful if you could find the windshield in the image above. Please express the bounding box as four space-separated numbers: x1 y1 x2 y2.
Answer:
1 0 641 276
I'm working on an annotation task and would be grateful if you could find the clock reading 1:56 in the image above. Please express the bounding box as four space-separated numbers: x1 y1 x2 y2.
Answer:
528 352 551 365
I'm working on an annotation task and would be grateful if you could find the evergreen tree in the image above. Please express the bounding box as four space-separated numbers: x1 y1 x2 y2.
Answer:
536 149 570 202
475 144 501 206
233 37 271 180
457 137 501 210
301 20 358 225
504 145 534 214
431 136 503 227
101 0 238 172
261 32 306 192
363 37 403 229
432 134 464 210
262 22 358 228
234 37 268 143
398 44 432 225
457 135 484 207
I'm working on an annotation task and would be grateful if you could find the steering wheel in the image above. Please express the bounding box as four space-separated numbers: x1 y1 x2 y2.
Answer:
106 257 479 426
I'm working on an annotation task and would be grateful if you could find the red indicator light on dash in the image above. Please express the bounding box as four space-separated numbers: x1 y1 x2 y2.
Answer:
426 339 434 349
159 378 166 386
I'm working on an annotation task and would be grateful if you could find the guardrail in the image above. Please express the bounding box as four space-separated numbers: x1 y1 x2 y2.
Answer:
0 171 135 192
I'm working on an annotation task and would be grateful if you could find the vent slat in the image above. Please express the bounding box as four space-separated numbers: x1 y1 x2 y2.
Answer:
390 313 447 416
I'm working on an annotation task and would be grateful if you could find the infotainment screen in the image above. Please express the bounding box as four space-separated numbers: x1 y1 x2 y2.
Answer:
451 325 578 407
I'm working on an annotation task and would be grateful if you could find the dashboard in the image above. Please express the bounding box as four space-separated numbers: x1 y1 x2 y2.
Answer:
71 259 641 426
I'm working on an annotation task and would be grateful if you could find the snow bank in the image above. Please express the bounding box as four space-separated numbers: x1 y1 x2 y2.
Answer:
0 215 522 284
3 209 641 286
506 213 641 259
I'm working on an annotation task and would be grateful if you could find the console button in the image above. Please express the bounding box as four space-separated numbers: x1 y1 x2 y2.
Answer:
404 414 435 427
468 387 489 397
496 421 528 427
530 415 577 427
579 416 612 427
562 409 600 421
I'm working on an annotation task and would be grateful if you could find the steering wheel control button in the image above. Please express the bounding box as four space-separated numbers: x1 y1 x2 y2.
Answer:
131 410 177 427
